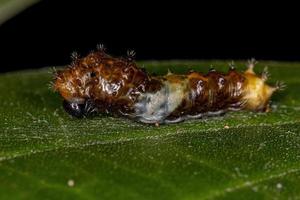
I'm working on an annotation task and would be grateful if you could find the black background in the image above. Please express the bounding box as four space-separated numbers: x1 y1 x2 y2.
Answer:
0 0 299 72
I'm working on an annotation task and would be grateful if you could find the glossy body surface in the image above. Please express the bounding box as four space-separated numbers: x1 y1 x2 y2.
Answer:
53 48 282 124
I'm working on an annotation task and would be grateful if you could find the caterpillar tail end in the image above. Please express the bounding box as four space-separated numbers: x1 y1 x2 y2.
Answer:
243 60 285 112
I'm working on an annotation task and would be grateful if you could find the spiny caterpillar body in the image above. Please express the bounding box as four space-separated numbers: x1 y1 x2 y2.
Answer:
53 46 284 124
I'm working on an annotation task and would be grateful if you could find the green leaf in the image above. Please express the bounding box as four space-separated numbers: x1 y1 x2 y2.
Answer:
0 0 39 25
0 61 300 199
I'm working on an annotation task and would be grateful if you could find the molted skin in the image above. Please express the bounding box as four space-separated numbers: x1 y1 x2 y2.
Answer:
53 49 282 124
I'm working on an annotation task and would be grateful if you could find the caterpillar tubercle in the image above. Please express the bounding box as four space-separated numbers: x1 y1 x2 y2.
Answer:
52 46 284 124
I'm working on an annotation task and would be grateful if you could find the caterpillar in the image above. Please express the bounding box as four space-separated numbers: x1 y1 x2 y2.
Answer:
52 45 284 124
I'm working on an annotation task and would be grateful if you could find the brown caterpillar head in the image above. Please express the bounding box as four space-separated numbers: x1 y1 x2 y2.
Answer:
53 68 85 104
242 59 285 111
53 52 101 104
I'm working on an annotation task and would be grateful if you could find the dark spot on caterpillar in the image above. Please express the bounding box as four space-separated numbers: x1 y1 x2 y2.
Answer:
63 100 85 118
63 99 98 118
90 71 96 78
53 46 284 125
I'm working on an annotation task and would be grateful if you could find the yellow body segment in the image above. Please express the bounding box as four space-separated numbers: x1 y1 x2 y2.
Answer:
242 62 277 111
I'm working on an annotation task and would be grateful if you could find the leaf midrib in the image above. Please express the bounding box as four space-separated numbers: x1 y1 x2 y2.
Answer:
1 121 299 163
2 122 300 200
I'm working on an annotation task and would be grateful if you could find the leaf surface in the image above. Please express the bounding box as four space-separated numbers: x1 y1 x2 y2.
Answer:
0 61 300 199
